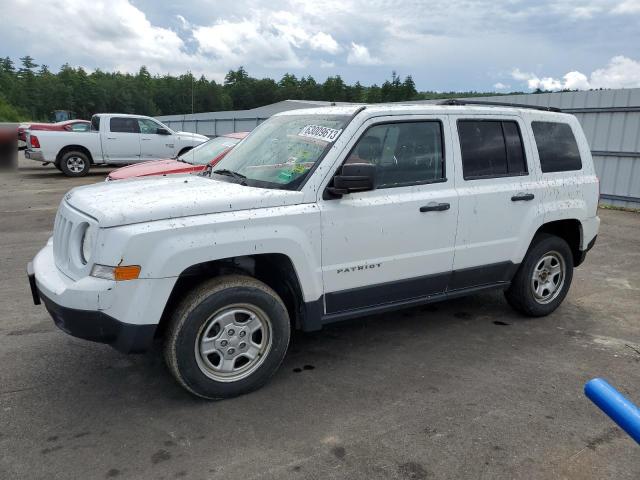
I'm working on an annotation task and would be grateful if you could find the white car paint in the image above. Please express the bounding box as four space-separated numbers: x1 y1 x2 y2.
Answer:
24 113 208 166
31 103 600 343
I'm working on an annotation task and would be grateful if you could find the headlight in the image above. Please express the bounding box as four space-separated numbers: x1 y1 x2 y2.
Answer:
81 225 97 264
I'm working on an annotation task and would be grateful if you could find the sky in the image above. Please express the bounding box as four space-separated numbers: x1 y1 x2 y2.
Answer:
1 0 640 92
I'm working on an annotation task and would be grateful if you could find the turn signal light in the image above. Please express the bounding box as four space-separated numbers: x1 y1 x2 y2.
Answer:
114 265 141 281
91 264 141 281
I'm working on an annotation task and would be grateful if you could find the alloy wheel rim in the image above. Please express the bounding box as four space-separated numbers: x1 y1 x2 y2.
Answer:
531 250 565 304
195 304 273 382
66 156 85 173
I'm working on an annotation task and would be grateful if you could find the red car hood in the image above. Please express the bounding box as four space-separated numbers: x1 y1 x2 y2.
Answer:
107 159 204 180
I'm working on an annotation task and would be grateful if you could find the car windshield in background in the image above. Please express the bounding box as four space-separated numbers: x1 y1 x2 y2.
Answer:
179 136 242 165
211 114 350 189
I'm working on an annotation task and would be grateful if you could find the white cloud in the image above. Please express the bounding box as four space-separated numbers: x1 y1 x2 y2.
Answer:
176 14 189 29
493 82 511 90
193 20 304 70
346 42 381 66
612 0 640 14
1 0 214 76
590 56 640 88
309 32 341 54
511 56 640 90
267 11 341 54
2 0 640 91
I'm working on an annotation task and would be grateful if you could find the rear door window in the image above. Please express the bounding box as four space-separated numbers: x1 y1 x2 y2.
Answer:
457 120 528 180
110 117 140 134
531 121 582 173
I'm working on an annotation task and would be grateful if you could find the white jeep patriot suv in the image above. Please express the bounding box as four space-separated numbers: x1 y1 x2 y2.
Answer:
28 101 600 399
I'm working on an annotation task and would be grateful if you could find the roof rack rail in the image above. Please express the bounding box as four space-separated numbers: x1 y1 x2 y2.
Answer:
438 99 562 113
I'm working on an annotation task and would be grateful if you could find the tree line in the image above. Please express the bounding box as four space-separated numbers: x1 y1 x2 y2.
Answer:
0 56 503 122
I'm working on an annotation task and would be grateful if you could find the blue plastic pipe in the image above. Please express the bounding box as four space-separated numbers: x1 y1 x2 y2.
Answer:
584 378 640 444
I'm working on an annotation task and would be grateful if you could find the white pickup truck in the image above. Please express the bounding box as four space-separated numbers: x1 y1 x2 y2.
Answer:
24 113 208 177
28 102 599 399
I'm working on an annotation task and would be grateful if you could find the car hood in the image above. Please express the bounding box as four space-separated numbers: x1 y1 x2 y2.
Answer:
176 131 208 141
108 159 201 180
65 175 304 228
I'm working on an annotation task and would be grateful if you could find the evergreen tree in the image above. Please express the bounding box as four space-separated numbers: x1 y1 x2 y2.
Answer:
0 54 509 122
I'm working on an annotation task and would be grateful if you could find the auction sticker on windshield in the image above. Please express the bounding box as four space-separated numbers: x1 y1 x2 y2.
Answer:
298 125 342 143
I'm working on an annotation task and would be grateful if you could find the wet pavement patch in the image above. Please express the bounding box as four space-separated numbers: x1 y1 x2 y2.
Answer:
331 446 346 460
398 461 429 479
293 364 315 372
151 449 171 464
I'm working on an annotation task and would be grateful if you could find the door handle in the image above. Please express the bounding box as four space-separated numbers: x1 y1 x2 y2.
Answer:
420 202 450 212
106 137 116 140
511 193 535 202
141 137 151 141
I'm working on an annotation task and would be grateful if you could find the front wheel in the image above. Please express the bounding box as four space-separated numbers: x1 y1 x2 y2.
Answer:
164 275 291 399
505 234 574 316
59 151 90 177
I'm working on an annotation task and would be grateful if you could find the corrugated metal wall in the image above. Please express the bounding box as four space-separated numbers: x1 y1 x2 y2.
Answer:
165 117 267 136
459 89 640 208
160 89 640 208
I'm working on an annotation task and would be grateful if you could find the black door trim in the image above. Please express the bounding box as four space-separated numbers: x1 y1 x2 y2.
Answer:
320 282 508 326
320 261 519 320
325 271 450 314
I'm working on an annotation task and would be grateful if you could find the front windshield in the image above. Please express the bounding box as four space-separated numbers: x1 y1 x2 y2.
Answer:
211 114 350 189
179 136 242 165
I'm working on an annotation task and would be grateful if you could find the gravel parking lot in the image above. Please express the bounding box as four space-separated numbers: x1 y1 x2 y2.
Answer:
1 154 639 479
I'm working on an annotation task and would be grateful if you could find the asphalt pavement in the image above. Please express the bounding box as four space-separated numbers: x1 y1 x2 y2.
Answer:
1 155 639 479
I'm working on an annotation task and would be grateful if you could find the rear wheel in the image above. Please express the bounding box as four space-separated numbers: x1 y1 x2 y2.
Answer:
59 151 90 177
164 275 291 399
505 234 574 316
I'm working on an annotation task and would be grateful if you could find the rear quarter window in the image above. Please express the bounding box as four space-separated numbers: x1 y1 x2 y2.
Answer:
457 120 528 180
531 121 582 173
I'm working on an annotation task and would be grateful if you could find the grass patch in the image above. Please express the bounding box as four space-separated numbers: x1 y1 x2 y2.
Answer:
599 204 640 214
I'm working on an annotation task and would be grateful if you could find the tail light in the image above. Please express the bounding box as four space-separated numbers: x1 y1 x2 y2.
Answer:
30 135 40 148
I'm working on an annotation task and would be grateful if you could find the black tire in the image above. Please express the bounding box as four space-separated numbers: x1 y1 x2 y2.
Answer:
59 151 90 177
164 275 291 399
505 233 574 316
54 161 62 171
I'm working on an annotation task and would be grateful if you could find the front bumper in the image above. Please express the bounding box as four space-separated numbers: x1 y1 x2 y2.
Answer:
28 245 158 353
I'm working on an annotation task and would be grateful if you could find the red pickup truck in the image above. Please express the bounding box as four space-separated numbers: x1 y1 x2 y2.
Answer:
106 132 249 181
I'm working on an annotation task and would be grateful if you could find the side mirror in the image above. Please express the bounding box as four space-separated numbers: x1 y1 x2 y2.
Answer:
156 128 171 135
324 162 376 199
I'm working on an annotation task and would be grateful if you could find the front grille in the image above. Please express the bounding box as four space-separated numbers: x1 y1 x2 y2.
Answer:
53 209 74 272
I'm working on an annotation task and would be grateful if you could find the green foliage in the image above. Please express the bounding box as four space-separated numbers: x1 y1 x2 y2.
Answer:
0 56 508 120
0 97 23 122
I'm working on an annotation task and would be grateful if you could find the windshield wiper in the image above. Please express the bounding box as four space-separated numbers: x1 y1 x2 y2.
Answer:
212 168 246 179
211 169 247 182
